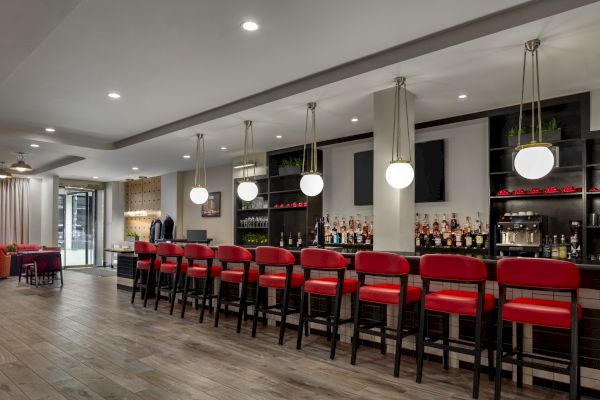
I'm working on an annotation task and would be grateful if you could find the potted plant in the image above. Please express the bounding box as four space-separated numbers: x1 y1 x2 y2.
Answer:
278 157 303 176
505 117 562 147
5 244 17 254
127 231 139 242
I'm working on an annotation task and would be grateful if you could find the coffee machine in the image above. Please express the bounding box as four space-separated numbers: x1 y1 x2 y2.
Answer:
496 213 547 257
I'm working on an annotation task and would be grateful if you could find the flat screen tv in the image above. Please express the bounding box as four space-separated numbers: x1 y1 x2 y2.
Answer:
415 139 445 202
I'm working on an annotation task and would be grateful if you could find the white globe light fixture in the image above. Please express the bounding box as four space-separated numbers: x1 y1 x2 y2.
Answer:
190 133 209 205
300 173 324 197
386 160 415 189
513 39 555 180
385 77 414 189
300 102 324 197
514 144 554 180
237 120 259 202
237 180 259 201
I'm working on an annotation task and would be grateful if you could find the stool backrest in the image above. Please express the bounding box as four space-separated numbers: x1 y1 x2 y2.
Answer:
355 251 409 276
301 248 346 270
218 245 252 263
256 246 294 266
157 242 183 257
135 241 157 255
497 257 580 290
420 254 487 282
184 243 214 260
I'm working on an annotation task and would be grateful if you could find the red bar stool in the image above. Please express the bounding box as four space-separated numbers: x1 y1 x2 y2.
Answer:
180 243 222 322
251 246 303 344
214 245 257 333
351 251 422 377
495 258 581 400
296 248 358 359
154 242 188 315
416 254 495 399
131 241 161 307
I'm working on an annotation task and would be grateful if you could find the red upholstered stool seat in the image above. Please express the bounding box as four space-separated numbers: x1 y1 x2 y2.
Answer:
137 259 161 270
304 277 358 296
187 265 222 279
425 289 495 316
160 261 189 274
502 297 582 329
258 272 304 289
359 283 421 305
221 268 259 283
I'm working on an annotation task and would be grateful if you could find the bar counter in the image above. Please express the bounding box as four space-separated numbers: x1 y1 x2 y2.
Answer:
116 247 600 395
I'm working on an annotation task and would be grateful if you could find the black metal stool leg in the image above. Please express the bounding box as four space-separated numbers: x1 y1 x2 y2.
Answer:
131 268 140 304
329 272 344 360
180 274 191 318
154 272 163 310
199 275 211 323
380 304 387 355
516 322 523 388
296 288 307 350
251 283 262 338
443 313 450 370
214 280 225 327
278 273 293 345
350 292 361 365
416 290 427 384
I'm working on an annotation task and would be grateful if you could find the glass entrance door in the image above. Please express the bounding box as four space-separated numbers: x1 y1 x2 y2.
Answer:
58 187 96 267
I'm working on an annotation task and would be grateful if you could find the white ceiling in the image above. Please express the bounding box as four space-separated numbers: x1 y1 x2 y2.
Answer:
2 0 600 180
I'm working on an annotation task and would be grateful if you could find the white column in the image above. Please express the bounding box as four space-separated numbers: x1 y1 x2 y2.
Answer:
373 84 415 251
40 175 59 246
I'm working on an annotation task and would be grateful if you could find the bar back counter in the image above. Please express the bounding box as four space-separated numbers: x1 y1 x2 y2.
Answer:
117 247 600 396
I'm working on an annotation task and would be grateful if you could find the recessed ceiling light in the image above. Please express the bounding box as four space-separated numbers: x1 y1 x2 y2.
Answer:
30 143 40 148
183 154 191 159
242 21 259 31
132 166 139 171
45 127 55 133
276 135 282 139
458 94 467 99
108 92 121 99
220 146 227 150
93 176 99 179
351 117 359 123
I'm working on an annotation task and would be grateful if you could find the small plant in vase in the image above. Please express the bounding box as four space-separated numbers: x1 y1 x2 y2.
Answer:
6 244 17 254
127 231 139 242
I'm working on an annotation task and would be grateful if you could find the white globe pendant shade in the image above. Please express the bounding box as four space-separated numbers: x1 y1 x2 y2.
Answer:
385 161 415 189
190 186 209 205
514 145 554 180
237 180 258 201
300 173 324 197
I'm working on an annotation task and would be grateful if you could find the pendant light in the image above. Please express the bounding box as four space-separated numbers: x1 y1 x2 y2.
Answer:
237 120 259 202
190 133 209 205
385 77 414 189
300 102 324 197
10 152 32 172
513 39 555 180
0 162 12 179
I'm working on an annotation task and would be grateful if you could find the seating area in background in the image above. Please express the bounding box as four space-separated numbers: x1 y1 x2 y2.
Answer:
130 242 583 400
0 243 63 286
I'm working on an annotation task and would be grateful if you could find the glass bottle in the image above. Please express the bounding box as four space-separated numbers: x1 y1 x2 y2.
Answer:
432 214 440 233
551 234 559 259
356 216 363 244
288 232 293 247
559 234 568 260
280 232 284 247
324 213 331 244
450 212 458 231
543 235 551 258
340 217 347 244
297 232 303 248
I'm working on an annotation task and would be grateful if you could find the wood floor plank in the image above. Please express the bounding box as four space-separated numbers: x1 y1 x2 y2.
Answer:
0 271 588 400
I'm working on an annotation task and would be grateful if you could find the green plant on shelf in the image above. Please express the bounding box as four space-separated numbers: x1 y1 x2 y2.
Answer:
5 243 17 253
280 156 303 168
504 117 561 137
241 233 268 246
127 231 139 240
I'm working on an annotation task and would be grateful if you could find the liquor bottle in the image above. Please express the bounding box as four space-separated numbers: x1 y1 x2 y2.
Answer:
340 217 347 244
422 214 430 235
348 215 355 233
280 232 284 247
446 233 453 247
347 227 354 244
366 219 374 245
415 213 421 234
288 232 293 247
474 212 482 234
332 216 339 244
475 229 484 248
450 212 458 231
434 230 442 247
559 234 568 260
464 216 473 248
455 228 462 248
551 235 559 259
465 230 473 248
297 232 303 248
542 235 551 258
356 218 363 244
324 214 331 244
432 214 440 233
362 216 369 239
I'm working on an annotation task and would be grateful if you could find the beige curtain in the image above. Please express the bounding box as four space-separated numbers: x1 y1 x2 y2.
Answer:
0 178 29 244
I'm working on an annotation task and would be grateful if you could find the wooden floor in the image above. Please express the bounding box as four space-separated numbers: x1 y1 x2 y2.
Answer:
0 270 583 400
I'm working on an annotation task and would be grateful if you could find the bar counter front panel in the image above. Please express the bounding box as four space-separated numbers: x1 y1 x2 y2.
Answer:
116 248 600 395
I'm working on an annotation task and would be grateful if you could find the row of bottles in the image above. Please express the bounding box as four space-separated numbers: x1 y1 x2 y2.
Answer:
415 212 489 249
322 214 373 245
542 234 573 260
279 232 303 248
